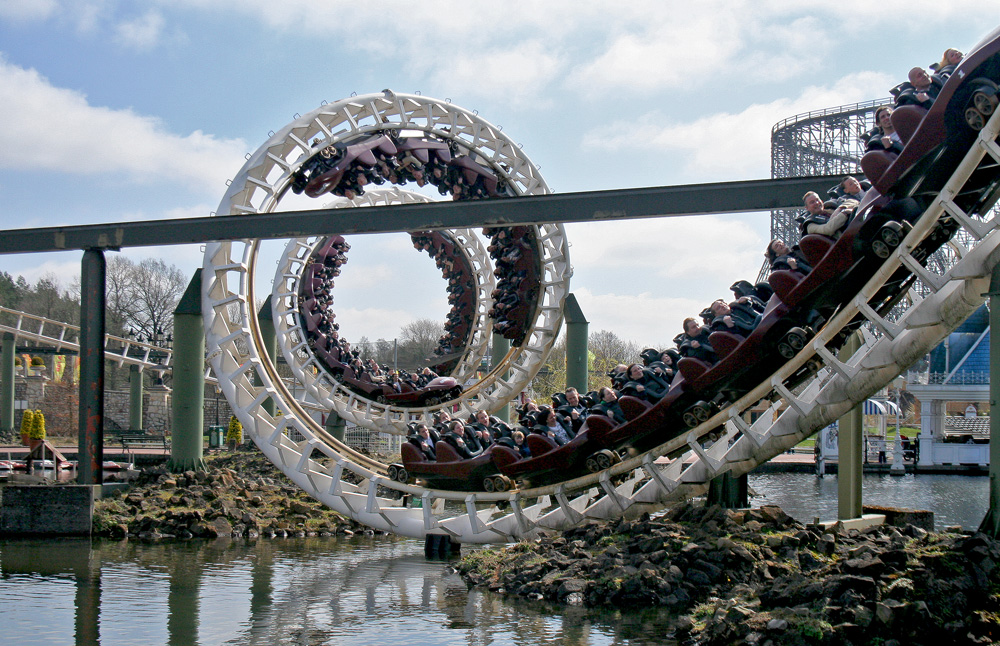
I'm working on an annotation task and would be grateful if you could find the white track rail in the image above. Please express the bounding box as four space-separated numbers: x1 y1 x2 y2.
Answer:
204 91 569 441
0 305 172 372
0 306 340 415
272 188 499 432
205 92 570 434
201 101 1000 543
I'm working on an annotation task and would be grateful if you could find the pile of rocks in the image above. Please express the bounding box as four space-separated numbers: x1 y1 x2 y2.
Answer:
93 452 376 540
457 502 1000 645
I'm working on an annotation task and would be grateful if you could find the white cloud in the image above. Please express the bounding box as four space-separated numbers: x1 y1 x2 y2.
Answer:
0 0 112 33
5 257 80 290
0 0 58 21
582 71 894 180
568 215 764 283
571 287 706 348
114 10 165 51
0 56 247 195
337 263 396 290
565 7 744 95
428 40 565 107
335 306 420 342
564 215 767 346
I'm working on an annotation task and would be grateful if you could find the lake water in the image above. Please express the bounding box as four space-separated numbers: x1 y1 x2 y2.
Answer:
0 471 990 645
0 536 678 646
748 472 990 530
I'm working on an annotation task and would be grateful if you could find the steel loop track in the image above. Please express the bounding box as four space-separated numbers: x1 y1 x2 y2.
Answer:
200 99 1000 542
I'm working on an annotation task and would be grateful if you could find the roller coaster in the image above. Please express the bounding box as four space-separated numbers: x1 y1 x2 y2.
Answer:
6 28 1000 544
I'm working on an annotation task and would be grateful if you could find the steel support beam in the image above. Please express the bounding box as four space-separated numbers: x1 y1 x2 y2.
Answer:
324 411 346 443
491 333 511 423
0 176 843 254
980 265 1000 537
78 249 105 485
168 270 205 472
838 333 864 520
707 471 749 509
564 293 589 395
1 331 14 432
129 364 143 431
255 296 277 417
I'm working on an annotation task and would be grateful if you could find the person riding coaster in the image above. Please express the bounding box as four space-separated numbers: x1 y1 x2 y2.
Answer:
370 35 1000 495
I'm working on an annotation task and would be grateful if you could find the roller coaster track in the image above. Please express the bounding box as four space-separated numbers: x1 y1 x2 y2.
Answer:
196 76 1000 543
0 306 338 415
0 305 173 372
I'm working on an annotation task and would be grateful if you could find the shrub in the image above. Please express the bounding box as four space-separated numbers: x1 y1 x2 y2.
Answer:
19 409 34 435
226 415 243 445
28 409 45 440
30 356 44 367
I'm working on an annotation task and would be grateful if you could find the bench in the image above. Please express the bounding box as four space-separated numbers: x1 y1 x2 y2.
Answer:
119 433 170 453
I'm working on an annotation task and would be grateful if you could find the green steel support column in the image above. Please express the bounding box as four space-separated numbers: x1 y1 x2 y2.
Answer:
168 269 205 472
129 364 143 431
325 411 346 443
255 296 277 416
248 543 274 640
1 332 14 432
707 471 749 509
166 554 201 646
78 248 105 485
492 332 511 423
564 293 589 394
980 265 1000 537
74 550 102 646
838 333 864 520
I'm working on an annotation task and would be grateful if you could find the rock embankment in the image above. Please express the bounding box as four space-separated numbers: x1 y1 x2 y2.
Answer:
93 452 376 540
457 502 1000 645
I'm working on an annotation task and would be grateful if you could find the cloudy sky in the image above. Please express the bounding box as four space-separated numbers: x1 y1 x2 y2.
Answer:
0 1 994 348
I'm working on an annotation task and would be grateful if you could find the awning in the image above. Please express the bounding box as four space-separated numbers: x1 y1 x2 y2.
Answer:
863 399 900 415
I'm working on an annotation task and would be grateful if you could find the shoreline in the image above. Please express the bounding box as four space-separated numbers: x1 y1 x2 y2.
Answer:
456 502 1000 645
1 443 988 476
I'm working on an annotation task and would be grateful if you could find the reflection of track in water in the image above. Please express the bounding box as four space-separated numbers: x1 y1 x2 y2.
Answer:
236 540 471 645
207 70 1000 542
225 539 667 646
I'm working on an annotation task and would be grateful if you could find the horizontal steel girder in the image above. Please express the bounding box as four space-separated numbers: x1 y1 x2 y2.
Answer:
0 176 843 254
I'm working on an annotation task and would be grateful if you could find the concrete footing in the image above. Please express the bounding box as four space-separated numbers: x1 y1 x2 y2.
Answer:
424 533 461 558
0 485 97 536
864 504 935 532
818 513 886 532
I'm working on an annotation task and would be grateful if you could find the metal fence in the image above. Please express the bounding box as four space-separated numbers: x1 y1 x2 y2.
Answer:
344 425 403 457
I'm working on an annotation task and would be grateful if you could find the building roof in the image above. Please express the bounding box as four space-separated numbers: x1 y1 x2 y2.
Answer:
944 415 991 440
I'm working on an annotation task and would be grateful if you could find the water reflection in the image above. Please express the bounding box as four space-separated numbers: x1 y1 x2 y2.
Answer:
4 473 984 644
0 537 678 646
749 472 989 529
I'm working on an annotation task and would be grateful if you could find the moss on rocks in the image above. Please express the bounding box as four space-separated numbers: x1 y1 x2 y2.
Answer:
93 450 381 540
455 502 1000 645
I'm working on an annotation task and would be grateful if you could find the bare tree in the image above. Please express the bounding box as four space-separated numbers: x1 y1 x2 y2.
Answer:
104 255 136 336
16 272 79 326
588 329 643 383
102 256 187 341
132 259 186 340
530 336 567 403
397 318 445 369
